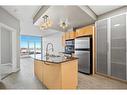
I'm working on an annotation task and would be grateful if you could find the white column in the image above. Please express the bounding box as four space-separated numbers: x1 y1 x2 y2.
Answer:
41 37 43 59
28 41 30 57
12 31 18 72
34 42 36 58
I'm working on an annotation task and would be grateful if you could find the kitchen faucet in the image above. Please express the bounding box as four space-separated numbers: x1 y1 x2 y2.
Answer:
46 43 54 57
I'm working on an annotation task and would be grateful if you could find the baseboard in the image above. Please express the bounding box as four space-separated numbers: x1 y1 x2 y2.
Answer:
96 72 127 84
12 68 20 72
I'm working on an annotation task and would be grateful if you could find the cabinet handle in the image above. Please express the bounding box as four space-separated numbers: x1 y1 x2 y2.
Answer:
107 42 109 52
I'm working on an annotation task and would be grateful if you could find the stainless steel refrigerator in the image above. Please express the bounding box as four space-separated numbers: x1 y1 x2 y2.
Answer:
75 36 92 74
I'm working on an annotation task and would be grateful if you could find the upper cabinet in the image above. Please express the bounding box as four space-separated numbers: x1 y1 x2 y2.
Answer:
62 31 75 47
62 25 95 47
76 25 94 37
62 33 66 47
69 31 76 39
65 31 76 40
65 32 70 40
63 25 95 41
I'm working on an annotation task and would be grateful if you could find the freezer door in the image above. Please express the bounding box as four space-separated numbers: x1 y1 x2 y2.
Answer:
75 37 90 49
75 50 91 74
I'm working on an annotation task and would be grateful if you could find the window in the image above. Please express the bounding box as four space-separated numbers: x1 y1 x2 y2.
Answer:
20 35 42 59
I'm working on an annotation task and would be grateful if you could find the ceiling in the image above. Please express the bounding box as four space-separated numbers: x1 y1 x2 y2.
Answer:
2 6 42 36
34 6 95 31
88 6 123 15
34 5 123 31
2 5 124 36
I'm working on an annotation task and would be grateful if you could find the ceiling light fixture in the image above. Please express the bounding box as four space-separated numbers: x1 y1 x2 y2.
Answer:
60 18 69 29
40 15 52 30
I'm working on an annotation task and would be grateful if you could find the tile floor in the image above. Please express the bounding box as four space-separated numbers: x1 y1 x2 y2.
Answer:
0 58 127 89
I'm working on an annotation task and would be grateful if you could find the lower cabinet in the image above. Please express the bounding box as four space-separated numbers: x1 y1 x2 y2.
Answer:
34 59 78 89
34 60 43 82
96 13 127 81
43 62 61 89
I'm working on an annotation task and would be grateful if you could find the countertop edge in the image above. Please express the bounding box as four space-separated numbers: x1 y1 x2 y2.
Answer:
34 57 78 64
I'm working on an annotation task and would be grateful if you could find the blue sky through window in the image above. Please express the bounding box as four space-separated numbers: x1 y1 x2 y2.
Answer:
20 36 41 48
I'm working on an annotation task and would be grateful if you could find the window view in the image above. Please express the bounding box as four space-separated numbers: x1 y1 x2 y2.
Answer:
20 35 42 59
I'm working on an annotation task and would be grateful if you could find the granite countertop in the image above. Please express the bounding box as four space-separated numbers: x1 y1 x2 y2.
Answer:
34 56 78 64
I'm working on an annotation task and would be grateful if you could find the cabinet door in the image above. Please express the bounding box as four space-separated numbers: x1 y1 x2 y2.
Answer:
76 26 93 37
76 28 86 37
84 26 93 35
110 14 126 80
96 19 108 74
62 33 66 47
43 62 61 89
69 31 75 39
34 60 43 82
65 32 70 40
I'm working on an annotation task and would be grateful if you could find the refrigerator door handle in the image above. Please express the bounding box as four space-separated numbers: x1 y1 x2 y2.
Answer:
107 42 109 52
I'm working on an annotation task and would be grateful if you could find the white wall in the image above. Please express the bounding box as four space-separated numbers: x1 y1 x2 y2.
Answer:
42 32 64 56
20 19 42 36
0 7 20 69
98 6 127 20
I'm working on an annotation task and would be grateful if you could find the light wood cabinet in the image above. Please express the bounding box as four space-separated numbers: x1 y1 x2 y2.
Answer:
61 60 78 89
34 59 78 89
62 31 75 47
69 31 75 39
62 33 66 47
76 25 94 37
62 25 94 44
34 60 43 82
65 32 70 40
43 62 61 89
63 31 75 41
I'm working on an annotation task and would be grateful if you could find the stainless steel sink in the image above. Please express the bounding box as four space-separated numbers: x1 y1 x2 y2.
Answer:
44 54 61 58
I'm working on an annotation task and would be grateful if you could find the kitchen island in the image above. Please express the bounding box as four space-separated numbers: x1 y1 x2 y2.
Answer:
34 56 78 89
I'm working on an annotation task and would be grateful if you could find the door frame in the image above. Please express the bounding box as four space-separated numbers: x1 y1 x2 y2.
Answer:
0 23 18 79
